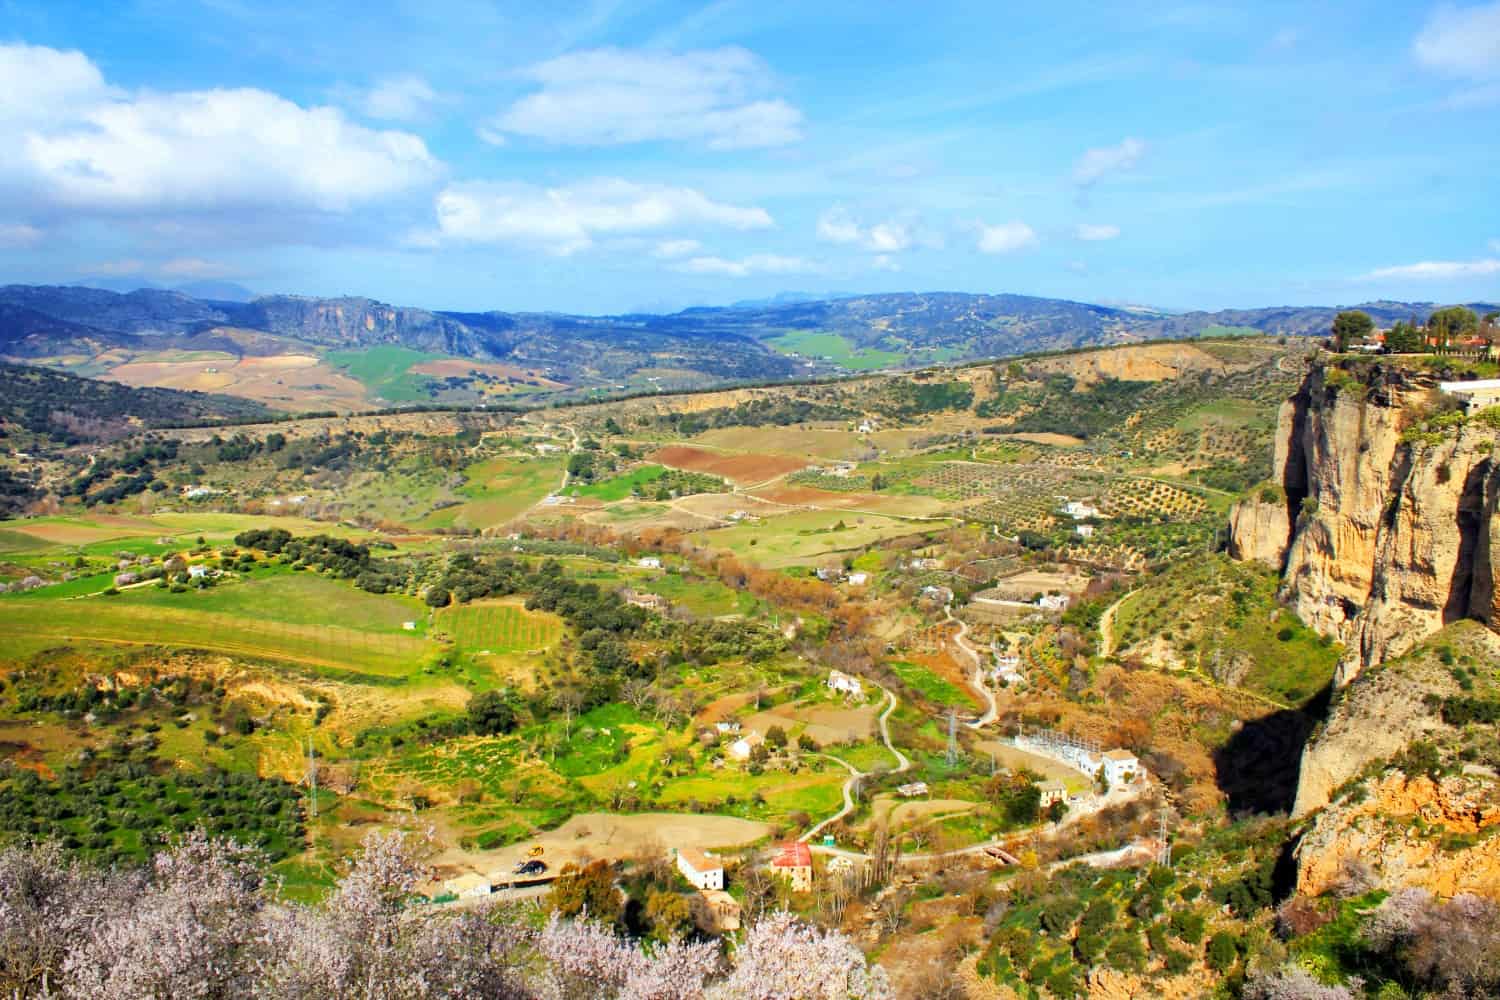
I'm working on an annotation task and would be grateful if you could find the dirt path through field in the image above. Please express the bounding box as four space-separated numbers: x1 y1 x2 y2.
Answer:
801 686 909 843
1097 589 1137 658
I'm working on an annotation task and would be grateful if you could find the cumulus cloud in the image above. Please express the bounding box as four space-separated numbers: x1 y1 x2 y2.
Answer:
0 223 43 248
1415 2 1500 78
677 254 811 277
816 206 915 253
361 74 440 121
1074 223 1121 241
975 220 1039 254
428 179 772 255
653 238 702 259
1360 258 1500 280
0 43 440 219
1072 137 1146 186
488 47 803 150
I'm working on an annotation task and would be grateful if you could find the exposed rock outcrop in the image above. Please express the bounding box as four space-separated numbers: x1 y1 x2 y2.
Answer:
1296 772 1500 897
1230 360 1500 686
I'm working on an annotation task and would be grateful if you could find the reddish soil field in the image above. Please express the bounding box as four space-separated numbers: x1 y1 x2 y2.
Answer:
648 445 808 485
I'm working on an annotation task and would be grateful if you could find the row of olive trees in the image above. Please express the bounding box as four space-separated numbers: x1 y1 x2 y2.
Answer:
0 831 890 1000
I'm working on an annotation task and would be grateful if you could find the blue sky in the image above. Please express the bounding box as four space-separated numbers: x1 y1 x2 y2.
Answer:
0 0 1497 313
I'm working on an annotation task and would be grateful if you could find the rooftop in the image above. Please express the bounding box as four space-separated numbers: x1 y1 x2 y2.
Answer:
1102 749 1137 762
677 848 721 873
772 841 812 868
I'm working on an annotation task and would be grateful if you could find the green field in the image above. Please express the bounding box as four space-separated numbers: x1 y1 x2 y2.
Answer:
0 593 430 679
327 345 445 403
423 455 563 529
438 600 562 652
765 330 906 370
567 464 668 501
889 659 976 709
708 508 922 567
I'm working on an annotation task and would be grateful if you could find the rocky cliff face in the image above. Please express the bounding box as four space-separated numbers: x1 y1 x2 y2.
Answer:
1229 361 1500 685
1291 622 1500 895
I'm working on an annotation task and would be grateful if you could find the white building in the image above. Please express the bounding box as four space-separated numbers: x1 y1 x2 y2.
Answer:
1060 500 1101 520
188 565 209 580
714 720 741 735
846 571 869 586
1075 523 1096 539
1101 749 1139 786
992 654 1025 686
1036 593 1070 612
676 848 724 890
896 781 929 798
637 557 663 569
1038 780 1068 808
920 585 954 604
728 732 763 761
827 670 863 697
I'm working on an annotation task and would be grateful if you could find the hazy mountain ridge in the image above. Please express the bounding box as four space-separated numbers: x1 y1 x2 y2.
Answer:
2 285 1496 388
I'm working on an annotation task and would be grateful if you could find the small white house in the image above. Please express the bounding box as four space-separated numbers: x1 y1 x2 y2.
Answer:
1101 749 1139 786
846 572 869 586
920 584 954 604
1075 523 1096 539
676 848 724 891
638 557 663 570
896 781 929 798
815 567 841 582
188 565 209 580
827 670 863 697
728 732 763 761
1060 500 1101 520
1038 780 1068 808
714 720 741 735
1036 593 1070 612
401 621 417 631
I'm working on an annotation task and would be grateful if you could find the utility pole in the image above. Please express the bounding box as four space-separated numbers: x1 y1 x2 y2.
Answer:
1157 808 1171 868
307 737 318 821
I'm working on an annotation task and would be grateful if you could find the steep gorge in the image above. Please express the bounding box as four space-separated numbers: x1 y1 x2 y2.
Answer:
1228 359 1500 818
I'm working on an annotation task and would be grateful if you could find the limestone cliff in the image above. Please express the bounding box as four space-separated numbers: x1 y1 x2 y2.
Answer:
1290 620 1500 901
1230 360 1500 685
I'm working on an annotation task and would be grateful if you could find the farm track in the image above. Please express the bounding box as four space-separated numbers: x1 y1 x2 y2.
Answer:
1097 589 1137 658
944 606 996 729
801 686 909 843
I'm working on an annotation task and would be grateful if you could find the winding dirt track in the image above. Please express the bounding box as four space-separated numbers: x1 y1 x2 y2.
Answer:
801 687 909 843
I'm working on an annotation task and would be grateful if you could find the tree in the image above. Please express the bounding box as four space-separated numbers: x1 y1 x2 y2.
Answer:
1331 310 1374 351
1206 931 1239 972
1428 305 1479 346
549 860 623 926
1385 319 1424 354
644 890 694 941
765 725 788 749
467 690 517 736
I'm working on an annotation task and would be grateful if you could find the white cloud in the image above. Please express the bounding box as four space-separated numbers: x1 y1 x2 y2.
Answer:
872 254 900 272
158 257 237 279
1072 137 1146 186
0 223 43 248
489 47 803 150
975 220 1039 254
362 74 439 121
429 179 772 255
816 206 863 244
816 206 913 253
653 238 702 259
1360 258 1500 281
0 43 440 219
84 259 146 276
677 253 812 277
1075 223 1121 241
1415 2 1500 78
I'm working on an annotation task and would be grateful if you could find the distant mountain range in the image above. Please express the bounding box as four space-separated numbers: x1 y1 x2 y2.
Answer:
1 284 1495 389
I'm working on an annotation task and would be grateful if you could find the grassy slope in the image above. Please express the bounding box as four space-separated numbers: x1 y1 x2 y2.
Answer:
327 345 443 403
